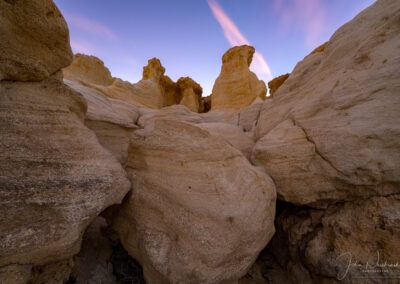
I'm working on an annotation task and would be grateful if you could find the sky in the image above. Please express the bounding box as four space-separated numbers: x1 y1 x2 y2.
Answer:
54 0 375 96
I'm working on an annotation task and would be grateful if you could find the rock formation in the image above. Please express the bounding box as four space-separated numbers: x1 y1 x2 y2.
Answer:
252 0 400 208
64 80 139 164
112 119 276 284
0 0 73 81
177 77 203 112
267 73 289 97
1 0 400 283
244 0 400 281
63 55 205 112
211 45 267 110
63 53 114 86
0 2 130 282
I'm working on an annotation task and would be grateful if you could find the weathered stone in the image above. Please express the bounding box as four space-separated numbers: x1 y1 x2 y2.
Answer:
267 74 289 97
0 0 73 81
65 80 139 164
177 77 203 113
0 77 130 280
253 0 400 207
113 119 276 284
211 45 266 110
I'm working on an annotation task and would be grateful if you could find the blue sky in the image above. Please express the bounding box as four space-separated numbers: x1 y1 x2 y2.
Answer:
54 0 375 96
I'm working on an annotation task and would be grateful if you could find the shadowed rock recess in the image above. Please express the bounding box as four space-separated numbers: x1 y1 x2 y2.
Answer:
0 0 399 283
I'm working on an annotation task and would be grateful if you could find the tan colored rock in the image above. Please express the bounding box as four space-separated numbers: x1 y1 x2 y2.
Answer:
162 75 181 106
0 0 73 81
267 73 289 97
252 0 400 207
0 77 130 281
113 119 276 284
200 108 240 124
307 41 328 57
63 54 114 86
197 122 255 159
64 56 167 109
211 45 267 110
202 95 212 113
64 80 139 164
137 104 204 127
177 77 203 112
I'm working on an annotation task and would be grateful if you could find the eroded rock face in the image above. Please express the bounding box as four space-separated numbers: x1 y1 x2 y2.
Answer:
211 45 267 110
63 55 205 112
0 0 73 81
63 54 114 86
177 77 203 113
252 0 400 207
113 119 276 284
197 122 254 159
63 55 167 109
266 195 400 283
0 77 131 282
64 80 139 164
267 73 289 97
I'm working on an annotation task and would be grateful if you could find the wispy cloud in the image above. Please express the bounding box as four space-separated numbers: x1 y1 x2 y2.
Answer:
207 0 273 83
274 0 326 48
64 13 119 42
70 39 94 54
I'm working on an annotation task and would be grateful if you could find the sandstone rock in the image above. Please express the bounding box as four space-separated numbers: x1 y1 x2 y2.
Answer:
267 195 400 283
308 41 328 57
0 0 73 81
177 77 203 113
113 119 276 284
65 80 139 164
0 77 130 281
232 102 264 133
63 54 114 86
200 108 239 124
162 75 181 106
252 0 400 207
64 56 167 109
267 74 289 97
137 104 204 127
211 45 267 110
197 122 255 159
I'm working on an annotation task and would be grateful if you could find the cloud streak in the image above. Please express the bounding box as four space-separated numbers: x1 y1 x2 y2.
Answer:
70 39 94 54
65 13 119 42
207 0 273 82
273 0 326 48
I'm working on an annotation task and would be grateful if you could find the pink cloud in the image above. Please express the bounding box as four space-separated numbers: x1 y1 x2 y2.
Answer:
65 13 119 42
70 39 94 55
207 0 273 83
274 0 326 48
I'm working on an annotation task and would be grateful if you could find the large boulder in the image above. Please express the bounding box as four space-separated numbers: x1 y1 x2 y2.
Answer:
0 76 130 282
0 0 73 81
252 0 400 207
112 119 276 284
211 45 267 110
